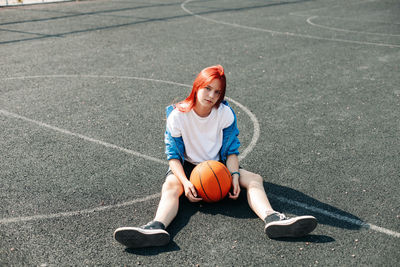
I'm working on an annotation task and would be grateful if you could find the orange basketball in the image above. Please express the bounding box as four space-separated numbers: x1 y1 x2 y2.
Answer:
189 160 232 203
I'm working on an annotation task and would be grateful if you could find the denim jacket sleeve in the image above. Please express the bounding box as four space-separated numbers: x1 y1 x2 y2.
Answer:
164 105 185 163
220 101 240 163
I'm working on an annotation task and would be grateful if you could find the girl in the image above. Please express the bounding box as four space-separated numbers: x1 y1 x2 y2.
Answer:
114 65 317 248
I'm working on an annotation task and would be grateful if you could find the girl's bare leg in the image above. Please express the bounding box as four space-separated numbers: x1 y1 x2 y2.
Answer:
239 169 275 220
239 169 318 238
153 174 184 227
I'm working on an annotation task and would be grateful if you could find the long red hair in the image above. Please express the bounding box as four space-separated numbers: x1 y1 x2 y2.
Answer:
176 65 226 112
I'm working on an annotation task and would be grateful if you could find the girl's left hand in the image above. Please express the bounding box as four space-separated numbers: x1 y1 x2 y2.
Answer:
228 176 240 200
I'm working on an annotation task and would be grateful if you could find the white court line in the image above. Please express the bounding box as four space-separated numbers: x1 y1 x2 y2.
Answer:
307 16 400 37
181 0 400 48
2 74 189 88
292 13 400 26
0 108 168 166
1 75 399 239
227 97 260 161
271 194 400 238
0 193 161 224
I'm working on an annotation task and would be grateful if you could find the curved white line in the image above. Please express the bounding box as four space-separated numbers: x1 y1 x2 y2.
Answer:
2 74 190 88
181 0 400 48
0 75 259 224
307 16 400 37
0 193 161 224
225 96 260 161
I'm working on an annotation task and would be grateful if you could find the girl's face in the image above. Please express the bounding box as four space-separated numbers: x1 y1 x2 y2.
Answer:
196 78 223 109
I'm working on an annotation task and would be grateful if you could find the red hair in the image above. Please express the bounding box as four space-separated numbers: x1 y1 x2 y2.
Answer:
176 65 226 112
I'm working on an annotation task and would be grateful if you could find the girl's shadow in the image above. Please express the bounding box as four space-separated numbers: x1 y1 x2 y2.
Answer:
169 181 364 243
126 181 363 254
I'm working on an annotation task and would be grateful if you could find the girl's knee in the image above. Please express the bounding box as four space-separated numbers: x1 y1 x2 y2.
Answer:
162 175 183 196
249 173 263 184
240 171 264 188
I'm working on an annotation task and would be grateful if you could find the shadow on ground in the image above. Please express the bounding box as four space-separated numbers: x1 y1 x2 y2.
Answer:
264 182 363 230
124 181 364 254
176 181 363 230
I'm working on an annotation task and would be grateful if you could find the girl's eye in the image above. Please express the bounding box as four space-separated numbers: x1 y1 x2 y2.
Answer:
205 87 221 95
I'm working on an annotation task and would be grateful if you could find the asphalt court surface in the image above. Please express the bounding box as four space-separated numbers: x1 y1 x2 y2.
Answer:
1 0 399 265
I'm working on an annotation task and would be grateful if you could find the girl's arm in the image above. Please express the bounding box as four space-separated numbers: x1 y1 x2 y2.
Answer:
225 154 241 200
169 159 202 202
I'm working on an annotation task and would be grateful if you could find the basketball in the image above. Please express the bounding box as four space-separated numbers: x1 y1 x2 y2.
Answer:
189 160 232 203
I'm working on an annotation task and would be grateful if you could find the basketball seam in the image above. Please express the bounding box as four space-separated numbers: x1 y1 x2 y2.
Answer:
207 161 223 200
222 165 232 193
222 165 232 182
198 169 211 202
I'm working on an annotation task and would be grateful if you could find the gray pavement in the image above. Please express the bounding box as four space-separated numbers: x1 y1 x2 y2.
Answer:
1 0 399 265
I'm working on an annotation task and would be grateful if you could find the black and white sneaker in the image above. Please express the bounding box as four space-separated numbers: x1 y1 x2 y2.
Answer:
264 212 317 239
113 221 170 248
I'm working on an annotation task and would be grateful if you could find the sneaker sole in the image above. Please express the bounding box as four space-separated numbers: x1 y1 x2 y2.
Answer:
265 216 318 239
113 227 170 248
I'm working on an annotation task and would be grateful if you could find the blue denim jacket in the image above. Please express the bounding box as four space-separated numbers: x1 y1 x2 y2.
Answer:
164 100 240 164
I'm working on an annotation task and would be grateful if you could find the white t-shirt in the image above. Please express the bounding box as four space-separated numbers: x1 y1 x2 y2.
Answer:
167 104 234 164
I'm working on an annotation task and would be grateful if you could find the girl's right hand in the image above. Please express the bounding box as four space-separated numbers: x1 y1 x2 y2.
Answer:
183 180 202 202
